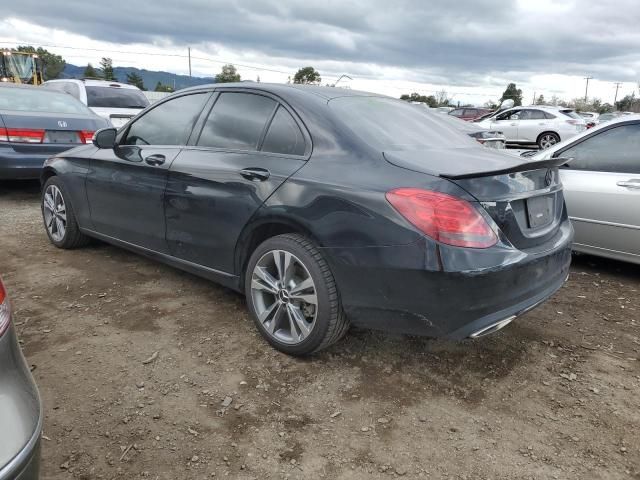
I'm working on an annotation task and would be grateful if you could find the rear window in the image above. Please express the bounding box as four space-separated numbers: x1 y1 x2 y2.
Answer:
0 87 91 114
560 109 582 120
331 96 475 150
86 86 149 109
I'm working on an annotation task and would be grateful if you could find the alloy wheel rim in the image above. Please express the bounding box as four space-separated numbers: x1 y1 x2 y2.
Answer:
43 185 67 242
250 250 318 345
541 135 557 149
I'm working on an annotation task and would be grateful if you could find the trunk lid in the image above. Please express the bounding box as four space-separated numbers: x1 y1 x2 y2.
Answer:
0 110 106 154
383 147 568 250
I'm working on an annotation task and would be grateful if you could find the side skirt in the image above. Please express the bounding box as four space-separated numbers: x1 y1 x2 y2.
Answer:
80 228 242 292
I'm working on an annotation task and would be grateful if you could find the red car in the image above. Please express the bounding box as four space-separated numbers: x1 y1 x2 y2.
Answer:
448 107 492 121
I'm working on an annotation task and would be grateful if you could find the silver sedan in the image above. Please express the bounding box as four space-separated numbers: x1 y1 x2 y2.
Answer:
528 115 640 264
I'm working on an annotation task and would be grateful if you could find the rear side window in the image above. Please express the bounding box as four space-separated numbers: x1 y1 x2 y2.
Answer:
86 86 149 109
198 93 276 150
463 109 477 117
544 111 556 119
449 109 464 117
561 109 582 120
123 93 208 146
562 123 640 173
524 109 546 120
261 107 305 156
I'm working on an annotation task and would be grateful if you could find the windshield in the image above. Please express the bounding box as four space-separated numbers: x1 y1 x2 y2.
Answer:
330 96 477 150
0 87 92 114
86 86 149 109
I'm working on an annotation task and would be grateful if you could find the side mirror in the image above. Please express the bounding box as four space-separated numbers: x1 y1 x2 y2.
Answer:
93 128 117 149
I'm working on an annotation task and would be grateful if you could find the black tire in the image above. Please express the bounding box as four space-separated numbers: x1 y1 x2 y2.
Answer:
244 233 349 356
537 132 560 150
41 176 90 249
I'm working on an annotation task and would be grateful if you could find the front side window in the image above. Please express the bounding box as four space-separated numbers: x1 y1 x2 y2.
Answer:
562 123 640 174
198 93 276 150
449 109 464 117
123 93 209 146
261 106 306 156
495 109 520 121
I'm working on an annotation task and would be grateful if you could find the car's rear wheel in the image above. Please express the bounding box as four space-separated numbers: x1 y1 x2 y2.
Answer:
537 132 560 149
245 234 348 356
41 177 90 249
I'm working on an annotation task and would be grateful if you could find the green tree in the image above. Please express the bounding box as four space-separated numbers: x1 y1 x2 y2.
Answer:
435 90 450 106
83 63 98 78
15 45 65 80
215 64 241 83
400 92 438 107
126 72 145 90
500 83 523 106
535 94 546 105
99 57 116 81
154 81 174 92
293 66 321 84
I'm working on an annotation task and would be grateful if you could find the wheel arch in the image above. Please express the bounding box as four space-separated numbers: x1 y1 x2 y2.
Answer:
235 215 322 283
536 130 560 144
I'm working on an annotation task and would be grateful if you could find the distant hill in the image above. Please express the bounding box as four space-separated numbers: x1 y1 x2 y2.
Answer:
62 64 214 91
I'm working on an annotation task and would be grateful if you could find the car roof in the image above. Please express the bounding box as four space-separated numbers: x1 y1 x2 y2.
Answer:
44 78 142 90
178 82 386 101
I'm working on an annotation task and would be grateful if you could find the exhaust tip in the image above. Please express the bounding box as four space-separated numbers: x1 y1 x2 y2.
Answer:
469 315 516 339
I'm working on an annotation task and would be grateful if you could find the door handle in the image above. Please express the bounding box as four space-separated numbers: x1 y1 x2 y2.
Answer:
240 167 270 181
145 154 166 166
616 180 640 189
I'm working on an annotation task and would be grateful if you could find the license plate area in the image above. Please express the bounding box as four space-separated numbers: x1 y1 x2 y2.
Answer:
526 195 554 229
44 130 80 144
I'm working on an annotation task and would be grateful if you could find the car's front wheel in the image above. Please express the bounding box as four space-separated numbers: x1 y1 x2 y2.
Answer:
537 132 560 149
41 177 90 249
245 234 349 356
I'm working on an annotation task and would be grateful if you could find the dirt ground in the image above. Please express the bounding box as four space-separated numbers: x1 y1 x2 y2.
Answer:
1 180 639 480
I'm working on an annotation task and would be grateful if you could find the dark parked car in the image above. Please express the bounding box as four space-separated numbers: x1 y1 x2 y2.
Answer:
0 277 42 479
448 107 492 121
0 83 109 179
40 84 573 355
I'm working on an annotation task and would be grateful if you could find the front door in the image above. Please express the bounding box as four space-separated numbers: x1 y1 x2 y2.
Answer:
86 92 211 252
559 122 640 259
165 91 309 273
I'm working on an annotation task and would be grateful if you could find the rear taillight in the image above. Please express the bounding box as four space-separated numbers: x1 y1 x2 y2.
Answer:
0 279 10 337
79 131 95 144
0 127 45 143
565 119 579 125
386 188 498 248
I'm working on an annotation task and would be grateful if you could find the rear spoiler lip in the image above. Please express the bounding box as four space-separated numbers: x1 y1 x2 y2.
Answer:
440 157 573 180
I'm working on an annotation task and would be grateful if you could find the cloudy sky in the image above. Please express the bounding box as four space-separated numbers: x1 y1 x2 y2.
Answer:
1 0 639 105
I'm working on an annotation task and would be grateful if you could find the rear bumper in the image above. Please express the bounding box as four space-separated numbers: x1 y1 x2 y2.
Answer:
0 325 42 480
0 151 48 180
323 220 573 338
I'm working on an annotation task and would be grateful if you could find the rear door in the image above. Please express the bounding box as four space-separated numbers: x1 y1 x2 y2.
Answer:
165 90 310 273
517 109 551 142
86 92 211 252
558 121 640 258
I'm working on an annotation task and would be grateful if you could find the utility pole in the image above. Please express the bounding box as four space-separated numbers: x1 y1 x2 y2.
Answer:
532 91 536 105
188 47 192 78
584 76 593 102
614 82 622 105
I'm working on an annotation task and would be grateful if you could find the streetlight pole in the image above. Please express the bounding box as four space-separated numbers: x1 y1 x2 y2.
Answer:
188 47 192 78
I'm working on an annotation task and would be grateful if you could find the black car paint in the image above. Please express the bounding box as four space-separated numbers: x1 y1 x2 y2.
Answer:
42 83 573 338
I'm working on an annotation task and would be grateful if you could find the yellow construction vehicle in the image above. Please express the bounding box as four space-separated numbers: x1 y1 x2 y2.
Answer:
0 50 44 85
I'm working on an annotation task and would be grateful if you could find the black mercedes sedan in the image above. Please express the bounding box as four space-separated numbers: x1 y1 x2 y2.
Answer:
40 84 573 355
0 83 110 179
0 278 42 479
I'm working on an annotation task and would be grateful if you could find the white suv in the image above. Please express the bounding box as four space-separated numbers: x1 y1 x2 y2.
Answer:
474 105 586 149
42 79 150 128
